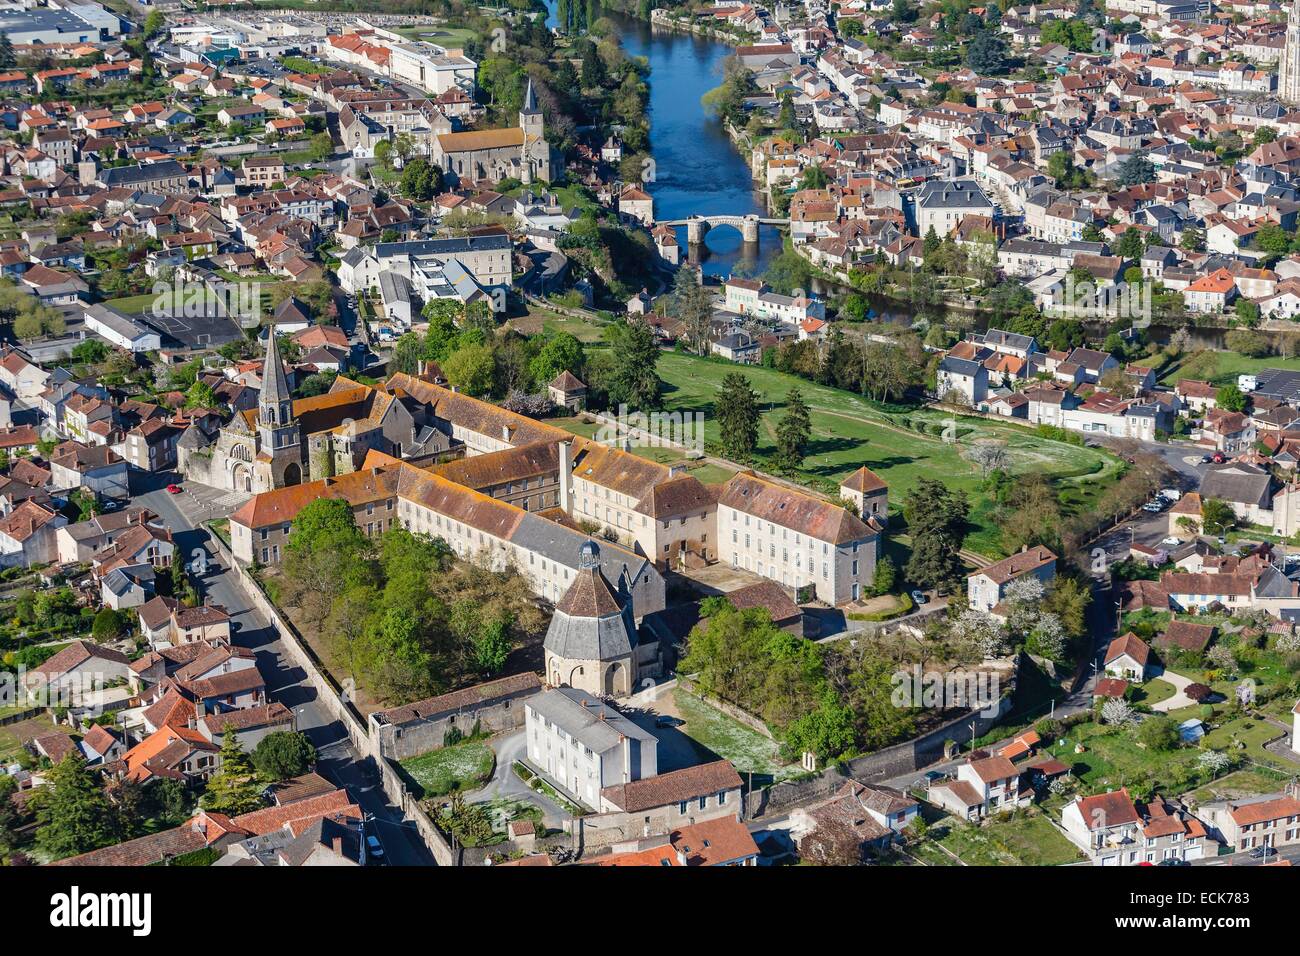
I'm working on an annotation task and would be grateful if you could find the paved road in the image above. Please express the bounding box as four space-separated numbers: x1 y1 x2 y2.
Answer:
133 472 435 866
1194 842 1300 867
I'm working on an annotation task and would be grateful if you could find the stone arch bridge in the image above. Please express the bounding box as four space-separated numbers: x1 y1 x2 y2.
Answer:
657 214 790 245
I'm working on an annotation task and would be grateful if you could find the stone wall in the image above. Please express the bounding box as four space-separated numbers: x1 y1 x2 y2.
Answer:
371 688 536 761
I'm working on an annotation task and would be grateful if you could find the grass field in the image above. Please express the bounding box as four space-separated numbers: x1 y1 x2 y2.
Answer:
1159 351 1300 387
1186 768 1292 805
1043 710 1292 797
399 740 495 799
654 353 1122 556
673 689 800 784
923 810 1084 866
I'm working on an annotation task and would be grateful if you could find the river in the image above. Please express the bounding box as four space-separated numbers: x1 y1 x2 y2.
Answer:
542 4 779 278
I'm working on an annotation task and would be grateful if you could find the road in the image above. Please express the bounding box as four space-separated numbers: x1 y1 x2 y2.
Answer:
1194 842 1300 867
132 472 435 866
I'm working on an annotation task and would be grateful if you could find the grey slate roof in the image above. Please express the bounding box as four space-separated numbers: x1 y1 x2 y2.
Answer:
526 687 655 754
1199 463 1272 507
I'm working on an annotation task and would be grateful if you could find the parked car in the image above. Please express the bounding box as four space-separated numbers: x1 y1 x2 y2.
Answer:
1201 454 1214 463
366 834 384 861
910 590 928 606
1160 488 1182 501
166 483 183 494
1142 500 1164 513
1161 536 1182 547
1249 845 1277 860
1211 452 1227 464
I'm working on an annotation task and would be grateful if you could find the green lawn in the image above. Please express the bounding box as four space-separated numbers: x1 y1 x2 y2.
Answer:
399 740 495 799
1131 678 1177 708
1159 351 1300 387
393 25 478 47
1186 768 1292 805
924 810 1084 866
673 688 800 784
1044 710 1294 798
654 352 1122 556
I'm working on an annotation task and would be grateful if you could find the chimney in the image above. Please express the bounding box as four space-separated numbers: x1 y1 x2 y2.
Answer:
675 848 688 866
621 733 631 783
332 836 343 856
558 440 572 513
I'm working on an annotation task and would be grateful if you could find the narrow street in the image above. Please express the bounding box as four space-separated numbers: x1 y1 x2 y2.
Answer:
131 472 435 866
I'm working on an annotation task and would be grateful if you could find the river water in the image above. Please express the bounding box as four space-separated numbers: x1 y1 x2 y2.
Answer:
542 4 779 278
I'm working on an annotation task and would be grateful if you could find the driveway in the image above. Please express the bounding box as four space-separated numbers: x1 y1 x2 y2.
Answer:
1150 668 1197 713
461 730 569 829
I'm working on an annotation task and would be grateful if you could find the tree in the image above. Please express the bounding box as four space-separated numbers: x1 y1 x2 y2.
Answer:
251 731 318 781
1185 683 1212 703
1135 714 1178 752
903 479 969 592
1200 497 1235 537
1214 382 1248 413
528 332 585 388
143 10 165 39
1225 328 1271 358
1114 228 1144 260
91 607 126 641
200 729 265 815
442 343 496 397
965 30 1007 74
287 498 363 558
1116 154 1155 186
774 387 811 473
716 372 761 462
307 131 334 163
30 754 118 860
672 267 714 355
0 33 14 69
1101 697 1135 726
602 316 661 409
399 157 443 200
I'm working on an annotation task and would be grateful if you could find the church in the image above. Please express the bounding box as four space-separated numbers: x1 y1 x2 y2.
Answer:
431 80 559 185
177 333 419 494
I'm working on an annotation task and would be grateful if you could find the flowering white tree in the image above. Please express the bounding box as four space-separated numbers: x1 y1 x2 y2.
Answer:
967 442 1008 477
1206 644 1236 671
1236 679 1256 708
1029 612 1067 659
951 609 1006 660
1276 631 1300 653
1102 697 1135 726
1004 576 1046 606
1197 750 1232 777
1048 774 1075 796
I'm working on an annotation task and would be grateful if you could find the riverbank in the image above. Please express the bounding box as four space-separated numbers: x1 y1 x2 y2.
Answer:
648 8 747 44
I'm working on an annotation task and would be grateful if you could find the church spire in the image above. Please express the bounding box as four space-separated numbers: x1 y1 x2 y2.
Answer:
522 77 539 115
259 330 292 426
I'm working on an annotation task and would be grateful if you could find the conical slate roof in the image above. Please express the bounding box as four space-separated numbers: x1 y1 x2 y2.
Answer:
260 330 291 409
545 541 637 661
